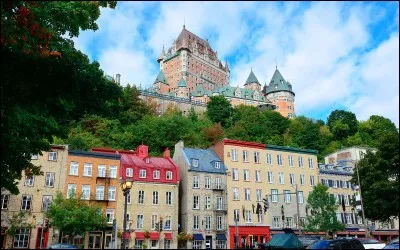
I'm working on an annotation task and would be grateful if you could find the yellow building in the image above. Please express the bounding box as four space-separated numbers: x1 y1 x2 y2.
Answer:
213 139 319 248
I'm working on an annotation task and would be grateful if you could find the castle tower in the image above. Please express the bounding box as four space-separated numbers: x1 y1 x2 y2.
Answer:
176 77 189 98
157 45 166 70
244 69 261 91
263 67 295 118
153 70 168 94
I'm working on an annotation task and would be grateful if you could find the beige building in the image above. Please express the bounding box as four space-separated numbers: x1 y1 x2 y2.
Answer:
1 145 69 249
212 139 319 248
173 141 228 249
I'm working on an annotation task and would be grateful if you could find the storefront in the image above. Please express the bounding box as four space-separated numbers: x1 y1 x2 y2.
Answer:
229 226 271 249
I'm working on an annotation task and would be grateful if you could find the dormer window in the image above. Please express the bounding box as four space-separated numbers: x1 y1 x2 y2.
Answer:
235 90 241 97
191 159 199 168
153 170 160 179
139 169 146 178
145 158 150 164
126 168 133 177
215 162 221 169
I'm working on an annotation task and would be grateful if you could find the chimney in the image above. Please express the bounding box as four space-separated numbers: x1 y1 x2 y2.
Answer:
163 147 171 158
116 74 121 85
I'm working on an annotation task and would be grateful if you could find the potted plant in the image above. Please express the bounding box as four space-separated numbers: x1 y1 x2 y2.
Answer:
144 230 150 238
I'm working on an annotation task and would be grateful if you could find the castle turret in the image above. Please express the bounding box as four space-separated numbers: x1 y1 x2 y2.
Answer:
244 69 261 91
157 45 165 63
176 77 189 98
153 70 168 93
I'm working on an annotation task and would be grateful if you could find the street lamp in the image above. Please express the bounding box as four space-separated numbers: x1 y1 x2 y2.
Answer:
120 179 132 249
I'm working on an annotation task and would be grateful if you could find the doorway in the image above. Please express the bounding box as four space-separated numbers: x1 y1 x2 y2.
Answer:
87 232 103 249
104 233 112 249
205 236 212 249
241 236 247 249
35 227 49 249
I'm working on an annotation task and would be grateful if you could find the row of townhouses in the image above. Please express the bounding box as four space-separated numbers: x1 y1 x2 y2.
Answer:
1 142 398 249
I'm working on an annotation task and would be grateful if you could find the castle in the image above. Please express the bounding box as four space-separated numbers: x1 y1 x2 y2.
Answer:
140 25 296 118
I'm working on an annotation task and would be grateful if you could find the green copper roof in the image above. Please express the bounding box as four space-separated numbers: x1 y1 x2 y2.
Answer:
178 77 187 87
154 70 168 85
266 144 318 155
265 68 294 95
245 70 261 85
191 84 267 102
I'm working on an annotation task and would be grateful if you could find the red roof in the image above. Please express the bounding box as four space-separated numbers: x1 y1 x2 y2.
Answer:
223 139 266 149
150 232 160 240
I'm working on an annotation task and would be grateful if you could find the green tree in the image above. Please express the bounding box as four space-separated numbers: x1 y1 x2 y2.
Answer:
1 1 119 194
351 131 399 222
206 95 232 127
327 110 358 140
46 190 107 240
304 183 345 235
119 84 154 125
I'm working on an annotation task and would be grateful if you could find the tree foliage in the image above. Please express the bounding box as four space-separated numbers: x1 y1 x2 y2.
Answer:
327 110 358 140
46 190 107 237
304 183 345 234
206 95 232 127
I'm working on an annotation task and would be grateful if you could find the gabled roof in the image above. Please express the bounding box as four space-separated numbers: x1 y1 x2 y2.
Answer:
154 70 168 85
265 68 295 95
245 70 261 85
178 77 187 87
182 147 226 174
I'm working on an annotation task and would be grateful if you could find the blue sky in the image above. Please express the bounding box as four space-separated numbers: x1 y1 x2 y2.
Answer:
73 1 399 126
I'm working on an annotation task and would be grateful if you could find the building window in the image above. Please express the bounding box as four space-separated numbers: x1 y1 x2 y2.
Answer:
138 190 144 204
256 189 262 201
21 195 32 210
300 217 306 227
300 174 305 185
151 214 158 230
233 188 239 200
244 169 250 181
286 217 293 228
243 150 248 162
298 156 303 167
234 209 240 222
245 210 252 223
254 152 260 163
284 190 291 203
69 162 79 176
164 240 171 249
278 172 284 184
257 213 263 223
290 174 295 185
45 172 55 187
205 196 211 210
67 184 77 198
205 216 211 230
153 170 160 179
48 152 57 161
151 240 158 248
136 214 144 229
40 195 52 211
215 162 221 169
277 155 283 166
108 186 116 201
81 185 90 200
333 180 338 188
205 176 211 189
166 171 173 180
106 209 114 224
273 217 280 228
193 215 199 230
268 172 273 183
193 176 199 188
96 186 104 200
31 154 38 160
152 191 159 205
166 191 172 205
98 165 106 177
217 216 223 230
83 163 92 177
266 153 272 165
255 170 261 182
109 166 117 178
232 149 238 161
308 158 314 168
271 189 278 202
193 195 199 209
126 168 133 177
232 168 239 180
1 194 10 209
191 159 199 167
298 191 304 203
245 189 251 201
165 215 172 230
310 175 315 186
24 175 34 186
139 169 146 178
288 156 294 167
215 177 222 189
13 228 30 248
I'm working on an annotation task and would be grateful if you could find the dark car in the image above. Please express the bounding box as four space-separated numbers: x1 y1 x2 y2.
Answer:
307 239 365 249
383 238 399 249
298 235 320 248
47 243 79 249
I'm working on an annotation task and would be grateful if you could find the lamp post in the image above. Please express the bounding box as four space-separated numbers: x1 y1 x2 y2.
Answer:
120 179 132 249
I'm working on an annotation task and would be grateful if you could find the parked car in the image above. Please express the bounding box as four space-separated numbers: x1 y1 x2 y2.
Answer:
47 243 79 249
383 238 399 249
307 239 365 249
298 235 320 248
357 238 386 249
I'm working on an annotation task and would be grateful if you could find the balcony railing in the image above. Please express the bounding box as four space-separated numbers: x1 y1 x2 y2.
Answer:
214 223 227 231
88 193 115 202
96 172 116 179
212 183 226 191
213 204 228 212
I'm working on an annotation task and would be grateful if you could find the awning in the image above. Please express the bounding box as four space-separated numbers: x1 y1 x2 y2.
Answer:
216 233 227 240
193 234 204 241
164 232 173 240
150 232 160 240
135 232 145 240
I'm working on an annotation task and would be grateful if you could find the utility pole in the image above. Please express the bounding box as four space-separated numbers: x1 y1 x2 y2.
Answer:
355 160 369 238
295 184 302 236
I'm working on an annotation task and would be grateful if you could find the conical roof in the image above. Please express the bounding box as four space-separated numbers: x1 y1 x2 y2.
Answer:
178 77 187 87
157 45 166 62
225 60 230 72
270 68 285 84
154 70 168 85
244 69 261 85
265 68 294 95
